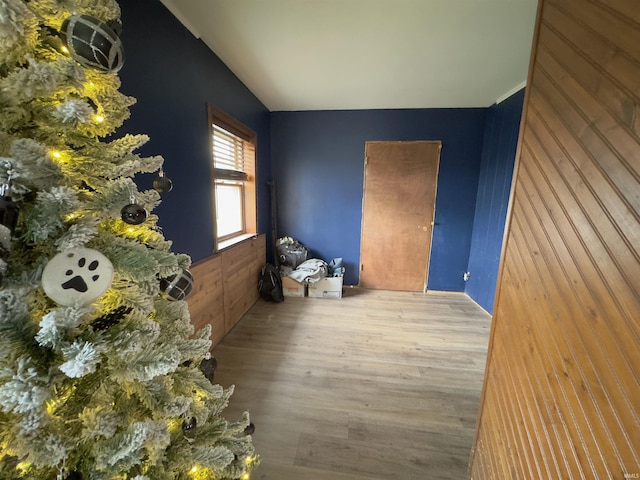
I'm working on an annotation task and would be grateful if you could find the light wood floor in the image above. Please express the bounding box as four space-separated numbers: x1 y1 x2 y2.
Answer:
212 288 491 480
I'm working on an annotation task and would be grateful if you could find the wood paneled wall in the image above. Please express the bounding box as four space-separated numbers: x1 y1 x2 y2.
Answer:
187 235 265 346
470 1 640 478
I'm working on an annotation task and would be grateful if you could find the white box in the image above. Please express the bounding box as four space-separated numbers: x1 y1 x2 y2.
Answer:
308 276 343 298
282 276 306 297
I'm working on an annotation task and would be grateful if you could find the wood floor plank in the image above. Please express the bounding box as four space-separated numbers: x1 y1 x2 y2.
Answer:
212 289 491 479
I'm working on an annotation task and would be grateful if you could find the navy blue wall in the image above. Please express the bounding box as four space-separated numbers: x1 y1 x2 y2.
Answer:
118 0 271 263
465 89 525 313
271 109 486 289
117 0 521 299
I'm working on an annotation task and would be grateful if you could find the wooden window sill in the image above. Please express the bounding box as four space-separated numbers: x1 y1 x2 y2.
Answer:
216 233 257 253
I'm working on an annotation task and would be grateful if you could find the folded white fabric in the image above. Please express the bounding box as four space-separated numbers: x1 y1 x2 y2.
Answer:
288 258 328 284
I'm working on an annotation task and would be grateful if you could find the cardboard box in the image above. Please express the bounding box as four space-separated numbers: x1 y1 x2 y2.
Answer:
308 276 343 298
281 276 306 297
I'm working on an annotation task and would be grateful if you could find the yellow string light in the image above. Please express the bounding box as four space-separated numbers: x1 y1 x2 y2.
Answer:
61 46 69 54
241 473 250 480
94 114 105 123
51 150 61 159
188 465 210 479
46 399 58 415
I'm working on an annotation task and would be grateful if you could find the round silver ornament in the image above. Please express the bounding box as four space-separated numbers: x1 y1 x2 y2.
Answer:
42 248 114 306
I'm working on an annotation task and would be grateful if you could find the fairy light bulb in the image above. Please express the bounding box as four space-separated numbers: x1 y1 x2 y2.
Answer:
51 150 61 159
61 45 69 54
94 114 105 123
46 399 58 415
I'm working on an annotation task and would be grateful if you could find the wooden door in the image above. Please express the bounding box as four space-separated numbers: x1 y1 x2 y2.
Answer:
359 141 441 291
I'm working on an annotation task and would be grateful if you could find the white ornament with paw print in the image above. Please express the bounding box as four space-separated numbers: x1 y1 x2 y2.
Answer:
42 248 114 306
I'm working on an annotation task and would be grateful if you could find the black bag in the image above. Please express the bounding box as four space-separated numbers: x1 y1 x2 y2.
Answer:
276 238 308 269
258 263 284 302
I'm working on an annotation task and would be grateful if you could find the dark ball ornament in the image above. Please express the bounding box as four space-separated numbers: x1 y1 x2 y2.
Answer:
152 169 173 194
57 468 83 480
0 183 19 236
120 200 147 225
0 183 19 286
182 416 197 440
199 353 217 383
160 268 194 301
60 14 124 73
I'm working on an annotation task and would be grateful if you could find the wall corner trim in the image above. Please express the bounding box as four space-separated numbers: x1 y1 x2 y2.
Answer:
495 81 527 105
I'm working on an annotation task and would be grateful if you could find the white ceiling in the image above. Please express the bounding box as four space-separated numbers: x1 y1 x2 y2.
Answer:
159 0 538 111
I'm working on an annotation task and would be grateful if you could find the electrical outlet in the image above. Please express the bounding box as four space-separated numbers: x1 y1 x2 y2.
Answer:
463 272 470 282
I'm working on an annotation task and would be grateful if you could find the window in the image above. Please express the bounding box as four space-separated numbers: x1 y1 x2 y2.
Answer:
208 104 257 250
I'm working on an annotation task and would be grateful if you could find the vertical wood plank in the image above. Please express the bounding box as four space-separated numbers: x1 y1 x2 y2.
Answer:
471 0 640 477
189 255 225 345
222 236 264 332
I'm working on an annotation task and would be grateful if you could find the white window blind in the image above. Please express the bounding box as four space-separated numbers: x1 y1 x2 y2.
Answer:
212 124 253 181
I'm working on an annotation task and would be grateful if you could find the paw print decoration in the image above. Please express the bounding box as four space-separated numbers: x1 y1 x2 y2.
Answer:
42 248 114 306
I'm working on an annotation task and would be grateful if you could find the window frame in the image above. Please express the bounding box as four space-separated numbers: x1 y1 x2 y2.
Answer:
207 103 257 252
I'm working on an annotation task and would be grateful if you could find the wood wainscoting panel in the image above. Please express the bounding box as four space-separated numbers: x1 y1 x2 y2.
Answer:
187 235 265 346
470 0 640 478
189 255 225 345
222 235 266 332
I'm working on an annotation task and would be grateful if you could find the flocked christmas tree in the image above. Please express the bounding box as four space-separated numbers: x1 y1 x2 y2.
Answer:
0 1 258 478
